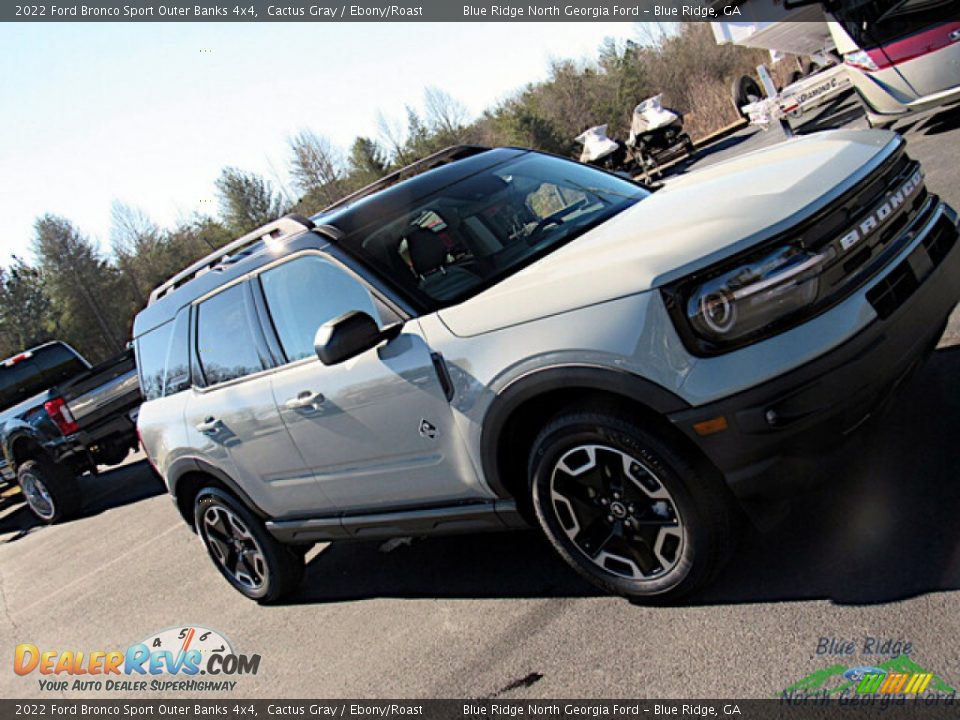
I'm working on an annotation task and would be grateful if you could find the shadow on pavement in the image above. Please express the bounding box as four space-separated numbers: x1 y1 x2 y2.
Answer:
793 92 863 135
289 346 960 607
694 345 960 607
0 459 165 544
912 104 960 137
290 529 599 604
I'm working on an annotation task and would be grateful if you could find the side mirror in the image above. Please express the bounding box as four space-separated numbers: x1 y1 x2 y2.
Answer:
314 311 401 366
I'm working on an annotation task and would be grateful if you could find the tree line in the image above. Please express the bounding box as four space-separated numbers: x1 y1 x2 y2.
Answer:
1 24 771 364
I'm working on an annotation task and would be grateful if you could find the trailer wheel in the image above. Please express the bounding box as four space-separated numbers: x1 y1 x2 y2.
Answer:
732 75 763 116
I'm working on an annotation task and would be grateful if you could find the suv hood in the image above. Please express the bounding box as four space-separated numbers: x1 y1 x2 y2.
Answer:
439 129 900 337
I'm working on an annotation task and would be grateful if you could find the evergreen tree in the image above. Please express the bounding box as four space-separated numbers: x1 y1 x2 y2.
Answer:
0 258 56 357
32 215 128 361
215 167 287 235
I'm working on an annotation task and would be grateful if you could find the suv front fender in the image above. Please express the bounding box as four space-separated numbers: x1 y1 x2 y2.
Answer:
479 365 690 499
167 456 269 526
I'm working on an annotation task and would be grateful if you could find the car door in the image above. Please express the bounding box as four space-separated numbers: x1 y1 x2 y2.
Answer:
255 250 481 512
182 279 336 520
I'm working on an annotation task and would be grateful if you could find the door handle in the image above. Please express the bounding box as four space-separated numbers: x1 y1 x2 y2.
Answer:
284 391 325 410
195 417 222 433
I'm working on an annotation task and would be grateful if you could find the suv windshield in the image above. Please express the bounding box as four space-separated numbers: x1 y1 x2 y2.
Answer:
832 0 956 48
0 343 87 410
333 153 647 308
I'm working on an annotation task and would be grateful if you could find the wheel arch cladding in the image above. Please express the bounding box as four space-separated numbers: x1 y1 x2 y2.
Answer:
480 366 713 509
170 460 268 528
10 435 45 466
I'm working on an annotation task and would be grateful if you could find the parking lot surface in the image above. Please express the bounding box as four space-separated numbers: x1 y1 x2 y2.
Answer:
2 98 960 700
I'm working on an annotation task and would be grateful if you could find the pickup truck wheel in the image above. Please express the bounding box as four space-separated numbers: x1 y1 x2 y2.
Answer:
194 488 304 603
529 412 735 602
17 458 81 524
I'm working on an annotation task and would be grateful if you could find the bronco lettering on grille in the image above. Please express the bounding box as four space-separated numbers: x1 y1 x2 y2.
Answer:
839 168 924 252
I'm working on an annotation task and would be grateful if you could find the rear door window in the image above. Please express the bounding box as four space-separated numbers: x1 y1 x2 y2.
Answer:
136 323 173 402
163 308 192 396
196 284 265 385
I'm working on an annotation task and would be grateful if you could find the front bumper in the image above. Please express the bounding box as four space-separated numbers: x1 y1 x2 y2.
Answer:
668 202 960 503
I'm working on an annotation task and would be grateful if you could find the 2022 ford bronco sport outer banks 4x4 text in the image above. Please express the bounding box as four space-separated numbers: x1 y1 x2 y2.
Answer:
133 133 960 603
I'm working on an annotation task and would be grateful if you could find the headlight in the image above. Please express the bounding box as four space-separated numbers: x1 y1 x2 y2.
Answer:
677 244 832 349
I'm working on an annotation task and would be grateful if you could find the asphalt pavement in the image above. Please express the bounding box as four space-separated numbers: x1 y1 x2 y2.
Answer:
2 97 960 701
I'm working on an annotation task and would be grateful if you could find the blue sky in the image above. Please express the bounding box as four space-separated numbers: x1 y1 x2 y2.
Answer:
0 22 639 263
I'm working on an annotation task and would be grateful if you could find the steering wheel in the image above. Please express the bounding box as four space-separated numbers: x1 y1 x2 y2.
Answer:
527 197 589 244
528 217 564 242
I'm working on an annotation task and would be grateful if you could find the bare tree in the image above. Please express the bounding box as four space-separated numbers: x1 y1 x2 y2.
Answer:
633 22 676 49
424 87 469 138
289 130 345 196
110 202 161 306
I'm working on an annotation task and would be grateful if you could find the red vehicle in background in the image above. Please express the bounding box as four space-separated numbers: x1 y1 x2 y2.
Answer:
828 2 960 127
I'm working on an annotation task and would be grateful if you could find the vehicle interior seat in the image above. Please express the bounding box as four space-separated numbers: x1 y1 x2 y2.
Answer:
406 227 479 302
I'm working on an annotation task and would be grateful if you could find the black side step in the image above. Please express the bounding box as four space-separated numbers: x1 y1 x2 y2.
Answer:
266 499 527 544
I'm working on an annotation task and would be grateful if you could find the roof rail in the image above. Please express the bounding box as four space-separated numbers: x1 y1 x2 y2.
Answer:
320 145 490 214
147 214 315 305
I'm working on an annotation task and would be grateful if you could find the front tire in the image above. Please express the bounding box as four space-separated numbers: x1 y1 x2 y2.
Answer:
194 487 304 603
529 412 736 601
17 457 81 524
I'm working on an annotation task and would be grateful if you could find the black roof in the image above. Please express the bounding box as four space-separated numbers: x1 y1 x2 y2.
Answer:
133 146 528 338
313 147 528 237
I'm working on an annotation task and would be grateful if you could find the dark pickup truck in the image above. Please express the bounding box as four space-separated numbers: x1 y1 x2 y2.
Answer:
0 341 142 523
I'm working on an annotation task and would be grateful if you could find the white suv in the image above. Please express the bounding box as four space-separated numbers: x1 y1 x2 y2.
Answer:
133 136 960 603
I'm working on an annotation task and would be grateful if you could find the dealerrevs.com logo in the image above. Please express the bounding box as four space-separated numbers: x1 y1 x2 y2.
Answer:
13 626 260 693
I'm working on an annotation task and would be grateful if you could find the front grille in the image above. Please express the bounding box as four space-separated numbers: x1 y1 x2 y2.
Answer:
809 152 929 305
866 216 958 319
663 143 944 358
800 151 915 249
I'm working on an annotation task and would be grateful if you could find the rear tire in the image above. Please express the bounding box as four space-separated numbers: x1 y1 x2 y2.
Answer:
528 412 737 602
17 457 81 524
194 487 304 603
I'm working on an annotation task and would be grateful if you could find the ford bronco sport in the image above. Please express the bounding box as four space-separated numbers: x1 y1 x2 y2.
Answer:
133 134 960 602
